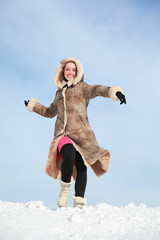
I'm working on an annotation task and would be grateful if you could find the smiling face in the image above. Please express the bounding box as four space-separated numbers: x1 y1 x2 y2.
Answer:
64 62 77 81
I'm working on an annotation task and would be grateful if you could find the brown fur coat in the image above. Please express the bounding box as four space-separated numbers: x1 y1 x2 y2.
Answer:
27 58 124 180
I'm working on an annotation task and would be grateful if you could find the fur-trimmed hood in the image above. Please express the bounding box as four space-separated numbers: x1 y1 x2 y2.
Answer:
54 57 84 89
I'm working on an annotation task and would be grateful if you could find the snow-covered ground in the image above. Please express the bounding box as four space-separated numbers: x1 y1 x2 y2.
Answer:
0 200 160 240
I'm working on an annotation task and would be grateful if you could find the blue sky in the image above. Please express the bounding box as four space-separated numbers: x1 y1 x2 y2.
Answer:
1 0 160 208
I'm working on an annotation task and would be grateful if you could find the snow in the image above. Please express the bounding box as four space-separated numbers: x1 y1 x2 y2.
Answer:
0 200 160 240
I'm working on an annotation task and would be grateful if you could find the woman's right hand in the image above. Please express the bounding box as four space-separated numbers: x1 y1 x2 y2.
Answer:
24 100 30 107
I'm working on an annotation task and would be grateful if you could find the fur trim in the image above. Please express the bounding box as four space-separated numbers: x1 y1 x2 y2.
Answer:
56 87 67 137
54 57 84 89
27 99 39 112
72 195 87 205
61 176 74 185
62 87 67 130
108 86 124 101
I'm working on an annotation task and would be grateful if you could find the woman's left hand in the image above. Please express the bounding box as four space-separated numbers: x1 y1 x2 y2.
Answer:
116 91 126 104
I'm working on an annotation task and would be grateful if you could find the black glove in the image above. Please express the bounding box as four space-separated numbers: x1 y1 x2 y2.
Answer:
116 91 126 104
24 100 30 107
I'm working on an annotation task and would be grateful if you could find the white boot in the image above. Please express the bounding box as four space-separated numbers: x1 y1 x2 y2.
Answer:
72 195 87 209
58 180 73 207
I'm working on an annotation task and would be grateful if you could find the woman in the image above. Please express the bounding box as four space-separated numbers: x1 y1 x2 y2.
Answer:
24 57 126 209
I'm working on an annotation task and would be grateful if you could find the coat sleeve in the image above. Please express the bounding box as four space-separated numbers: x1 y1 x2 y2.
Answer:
83 83 124 101
27 94 58 118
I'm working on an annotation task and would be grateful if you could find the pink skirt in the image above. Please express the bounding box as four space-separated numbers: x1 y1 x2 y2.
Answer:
58 136 73 152
58 136 76 165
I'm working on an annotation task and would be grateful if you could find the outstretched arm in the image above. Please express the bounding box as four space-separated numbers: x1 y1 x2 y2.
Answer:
84 83 126 104
24 96 58 118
